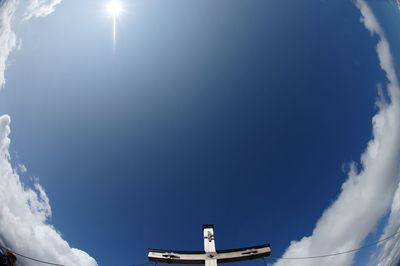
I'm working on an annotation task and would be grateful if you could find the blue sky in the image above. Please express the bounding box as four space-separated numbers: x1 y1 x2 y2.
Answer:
1 0 400 266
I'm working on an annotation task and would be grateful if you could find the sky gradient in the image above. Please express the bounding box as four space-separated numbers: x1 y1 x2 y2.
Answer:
1 0 400 266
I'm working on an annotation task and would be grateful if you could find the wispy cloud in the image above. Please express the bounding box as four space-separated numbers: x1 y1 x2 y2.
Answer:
374 183 400 265
394 0 400 10
273 1 400 266
0 0 17 89
0 0 64 89
23 0 63 20
0 115 97 265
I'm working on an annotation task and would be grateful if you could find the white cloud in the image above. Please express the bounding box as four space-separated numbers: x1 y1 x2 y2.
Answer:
0 115 98 266
23 0 63 20
17 163 27 173
0 0 17 89
0 0 64 89
374 183 400 266
395 0 400 10
272 1 400 266
0 1 96 265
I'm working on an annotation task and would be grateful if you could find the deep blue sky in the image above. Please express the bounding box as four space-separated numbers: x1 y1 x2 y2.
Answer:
1 0 399 265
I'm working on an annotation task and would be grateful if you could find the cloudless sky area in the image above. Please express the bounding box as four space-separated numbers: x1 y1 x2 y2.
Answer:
1 0 400 265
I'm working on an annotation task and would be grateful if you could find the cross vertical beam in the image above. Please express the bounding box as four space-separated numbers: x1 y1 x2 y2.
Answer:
203 225 217 266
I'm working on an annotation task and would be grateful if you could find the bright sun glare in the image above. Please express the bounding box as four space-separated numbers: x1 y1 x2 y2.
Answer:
107 1 122 17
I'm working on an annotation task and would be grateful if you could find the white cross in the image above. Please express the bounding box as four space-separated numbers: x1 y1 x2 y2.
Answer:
148 224 271 266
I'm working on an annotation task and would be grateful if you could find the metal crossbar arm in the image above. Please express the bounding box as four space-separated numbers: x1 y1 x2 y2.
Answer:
148 225 271 266
148 244 271 264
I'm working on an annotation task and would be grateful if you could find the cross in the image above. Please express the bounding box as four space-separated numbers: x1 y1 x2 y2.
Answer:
148 225 271 266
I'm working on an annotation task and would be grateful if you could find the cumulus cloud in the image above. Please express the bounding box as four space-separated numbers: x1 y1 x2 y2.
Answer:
23 0 63 20
273 1 400 266
0 115 97 266
0 0 17 89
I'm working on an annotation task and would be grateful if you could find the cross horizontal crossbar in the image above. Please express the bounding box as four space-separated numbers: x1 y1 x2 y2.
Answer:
148 244 271 264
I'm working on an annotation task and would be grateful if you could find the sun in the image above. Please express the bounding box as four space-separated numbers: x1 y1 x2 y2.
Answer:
107 1 122 18
107 0 123 48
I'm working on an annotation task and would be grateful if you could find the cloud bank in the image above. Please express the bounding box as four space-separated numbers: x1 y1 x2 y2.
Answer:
0 116 97 265
273 1 400 266
0 1 97 265
275 0 400 266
